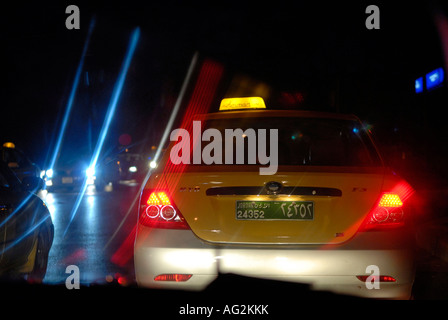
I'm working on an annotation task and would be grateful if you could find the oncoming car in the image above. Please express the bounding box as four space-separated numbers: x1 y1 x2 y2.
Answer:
44 156 94 192
134 97 416 299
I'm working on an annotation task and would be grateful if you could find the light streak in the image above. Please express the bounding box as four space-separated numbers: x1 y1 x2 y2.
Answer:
149 52 199 170
63 27 141 237
0 194 33 229
46 18 95 172
0 213 51 255
105 52 199 260
88 27 141 171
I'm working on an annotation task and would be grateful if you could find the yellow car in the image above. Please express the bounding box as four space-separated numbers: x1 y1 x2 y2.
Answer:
134 97 415 299
0 160 54 281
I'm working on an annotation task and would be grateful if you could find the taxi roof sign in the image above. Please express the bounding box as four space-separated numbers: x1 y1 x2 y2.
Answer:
2 142 15 149
219 97 266 111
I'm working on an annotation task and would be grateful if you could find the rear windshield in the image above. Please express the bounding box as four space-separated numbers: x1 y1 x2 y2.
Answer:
172 116 383 167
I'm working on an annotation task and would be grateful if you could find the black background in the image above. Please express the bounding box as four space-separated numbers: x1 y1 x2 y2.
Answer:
2 1 448 184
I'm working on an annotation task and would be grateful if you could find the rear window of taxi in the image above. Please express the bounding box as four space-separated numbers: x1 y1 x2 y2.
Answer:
197 116 382 167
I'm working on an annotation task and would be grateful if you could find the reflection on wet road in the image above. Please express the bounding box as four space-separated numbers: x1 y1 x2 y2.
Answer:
43 184 139 285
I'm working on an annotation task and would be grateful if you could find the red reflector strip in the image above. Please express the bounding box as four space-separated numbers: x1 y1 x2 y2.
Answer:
356 275 396 282
154 274 193 282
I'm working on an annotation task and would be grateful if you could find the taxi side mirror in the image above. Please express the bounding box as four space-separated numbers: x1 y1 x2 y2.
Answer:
21 176 44 192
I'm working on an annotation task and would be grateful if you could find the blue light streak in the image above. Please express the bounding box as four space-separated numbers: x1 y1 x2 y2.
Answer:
0 194 33 229
46 18 96 172
89 27 141 171
0 214 51 255
63 27 141 237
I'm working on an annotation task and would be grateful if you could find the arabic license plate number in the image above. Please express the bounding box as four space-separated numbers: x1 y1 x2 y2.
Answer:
236 201 314 220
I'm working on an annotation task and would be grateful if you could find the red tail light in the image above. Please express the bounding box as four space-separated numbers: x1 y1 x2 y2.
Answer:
139 190 190 229
360 192 405 231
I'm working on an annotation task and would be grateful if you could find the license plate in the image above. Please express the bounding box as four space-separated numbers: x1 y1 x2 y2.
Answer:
62 177 73 184
236 200 314 220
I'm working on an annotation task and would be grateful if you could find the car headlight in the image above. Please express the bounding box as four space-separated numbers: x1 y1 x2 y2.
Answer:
86 167 95 178
46 169 54 178
129 166 137 173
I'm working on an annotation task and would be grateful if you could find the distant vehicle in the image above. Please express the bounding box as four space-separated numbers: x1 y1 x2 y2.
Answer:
95 151 148 191
134 97 416 299
0 160 53 281
44 157 93 192
1 142 41 182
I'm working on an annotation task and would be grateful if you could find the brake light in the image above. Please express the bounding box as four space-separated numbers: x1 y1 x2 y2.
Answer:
378 193 403 207
361 192 405 231
139 190 190 229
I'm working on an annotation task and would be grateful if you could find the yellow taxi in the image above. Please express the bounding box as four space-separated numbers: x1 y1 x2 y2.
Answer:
1 142 41 182
0 160 54 281
134 97 416 299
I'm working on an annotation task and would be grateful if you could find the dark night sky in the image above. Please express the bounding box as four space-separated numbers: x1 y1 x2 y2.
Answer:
2 1 448 179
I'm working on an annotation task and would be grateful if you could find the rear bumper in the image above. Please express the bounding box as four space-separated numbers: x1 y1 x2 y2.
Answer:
134 227 416 299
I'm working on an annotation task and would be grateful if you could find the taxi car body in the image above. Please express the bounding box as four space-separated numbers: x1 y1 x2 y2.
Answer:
1 142 41 182
0 160 54 281
134 97 416 299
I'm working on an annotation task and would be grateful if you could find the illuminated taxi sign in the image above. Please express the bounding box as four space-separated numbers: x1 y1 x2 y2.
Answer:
219 97 266 111
2 142 15 149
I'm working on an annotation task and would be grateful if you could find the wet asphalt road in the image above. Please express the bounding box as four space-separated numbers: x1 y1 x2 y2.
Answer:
43 183 139 286
40 183 448 299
